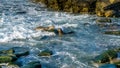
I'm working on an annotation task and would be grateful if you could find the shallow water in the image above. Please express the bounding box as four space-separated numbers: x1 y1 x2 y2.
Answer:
0 0 120 68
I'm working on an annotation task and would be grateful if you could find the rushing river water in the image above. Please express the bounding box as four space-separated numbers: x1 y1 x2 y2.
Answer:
0 0 120 68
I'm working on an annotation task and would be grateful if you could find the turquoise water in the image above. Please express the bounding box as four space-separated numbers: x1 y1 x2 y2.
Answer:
0 0 120 68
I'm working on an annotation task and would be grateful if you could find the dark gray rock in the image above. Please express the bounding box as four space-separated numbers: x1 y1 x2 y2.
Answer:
21 61 41 68
12 47 29 57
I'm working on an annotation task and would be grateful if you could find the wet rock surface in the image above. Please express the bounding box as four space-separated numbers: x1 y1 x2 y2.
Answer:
0 47 30 68
12 47 29 57
92 48 120 68
33 0 97 14
32 0 120 17
21 61 41 68
0 49 17 63
38 49 53 57
96 0 120 17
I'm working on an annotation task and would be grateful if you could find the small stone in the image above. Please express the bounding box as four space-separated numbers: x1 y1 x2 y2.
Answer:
38 49 53 57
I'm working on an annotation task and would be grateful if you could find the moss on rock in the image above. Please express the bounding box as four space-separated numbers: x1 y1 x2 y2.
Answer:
38 49 53 57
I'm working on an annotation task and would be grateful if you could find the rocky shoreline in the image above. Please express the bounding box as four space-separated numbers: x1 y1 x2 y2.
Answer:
0 47 53 68
32 0 120 17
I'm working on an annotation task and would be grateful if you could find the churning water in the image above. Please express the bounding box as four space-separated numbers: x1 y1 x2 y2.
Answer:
0 0 120 68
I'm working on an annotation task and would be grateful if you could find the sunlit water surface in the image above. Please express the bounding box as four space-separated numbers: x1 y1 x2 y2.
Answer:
0 0 120 68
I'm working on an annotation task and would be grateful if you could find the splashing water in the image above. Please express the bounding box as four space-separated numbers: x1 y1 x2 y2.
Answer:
0 0 120 68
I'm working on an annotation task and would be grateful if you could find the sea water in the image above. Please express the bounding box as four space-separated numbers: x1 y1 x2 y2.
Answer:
0 0 120 68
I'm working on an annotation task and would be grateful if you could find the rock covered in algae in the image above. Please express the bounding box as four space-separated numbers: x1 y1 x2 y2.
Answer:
92 48 120 67
93 49 118 63
0 47 30 63
0 49 17 63
38 49 53 57
104 31 120 35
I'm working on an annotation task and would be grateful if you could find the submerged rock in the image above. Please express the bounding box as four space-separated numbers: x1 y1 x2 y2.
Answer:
99 64 117 68
93 49 117 63
0 47 29 63
38 49 53 57
104 31 120 35
0 49 17 63
12 47 29 57
0 56 17 63
21 61 41 68
15 11 27 15
92 48 120 67
96 18 112 23
96 18 112 27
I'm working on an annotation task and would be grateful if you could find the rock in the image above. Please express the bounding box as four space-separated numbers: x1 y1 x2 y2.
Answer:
99 64 117 68
96 18 112 27
0 49 17 63
0 49 14 56
96 0 120 17
104 10 115 17
33 0 97 14
0 63 20 68
93 48 120 64
96 18 112 23
0 56 13 63
92 48 120 67
38 49 53 57
12 47 29 57
104 31 120 35
15 11 27 15
21 61 41 68
4 64 20 68
33 0 120 17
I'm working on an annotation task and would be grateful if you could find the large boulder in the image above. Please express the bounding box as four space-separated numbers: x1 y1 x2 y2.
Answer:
33 0 97 14
33 0 120 17
96 0 120 17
